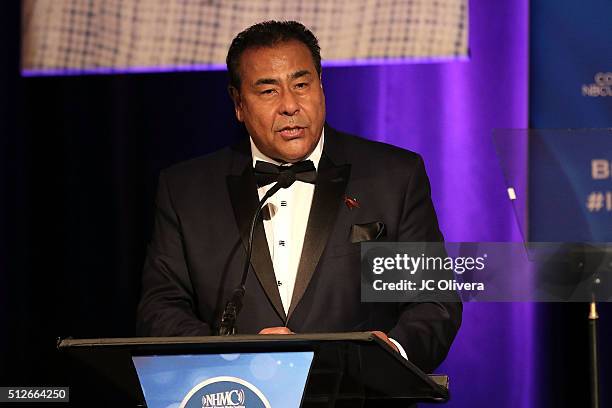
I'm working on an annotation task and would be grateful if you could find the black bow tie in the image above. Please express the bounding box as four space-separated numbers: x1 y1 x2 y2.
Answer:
253 160 317 187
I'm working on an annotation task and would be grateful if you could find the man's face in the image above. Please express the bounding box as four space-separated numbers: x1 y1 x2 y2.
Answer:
230 40 325 163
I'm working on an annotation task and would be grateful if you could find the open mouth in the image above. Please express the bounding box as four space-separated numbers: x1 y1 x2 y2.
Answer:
277 126 305 139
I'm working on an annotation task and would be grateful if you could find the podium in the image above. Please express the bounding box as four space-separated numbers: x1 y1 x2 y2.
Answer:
58 332 449 407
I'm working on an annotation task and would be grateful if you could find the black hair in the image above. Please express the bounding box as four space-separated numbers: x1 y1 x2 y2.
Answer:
226 20 321 89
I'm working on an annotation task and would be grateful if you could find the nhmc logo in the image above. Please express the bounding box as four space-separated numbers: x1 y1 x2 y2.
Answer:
202 389 245 407
180 376 271 408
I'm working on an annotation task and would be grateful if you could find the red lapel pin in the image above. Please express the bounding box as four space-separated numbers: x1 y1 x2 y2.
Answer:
344 195 360 210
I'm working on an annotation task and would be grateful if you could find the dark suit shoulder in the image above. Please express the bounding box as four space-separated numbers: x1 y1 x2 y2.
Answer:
153 142 251 220
161 146 235 182
327 127 424 177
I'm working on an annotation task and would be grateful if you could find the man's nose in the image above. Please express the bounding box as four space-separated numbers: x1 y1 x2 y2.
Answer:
279 89 299 116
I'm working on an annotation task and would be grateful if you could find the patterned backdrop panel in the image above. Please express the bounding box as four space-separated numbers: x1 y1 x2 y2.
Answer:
21 0 468 75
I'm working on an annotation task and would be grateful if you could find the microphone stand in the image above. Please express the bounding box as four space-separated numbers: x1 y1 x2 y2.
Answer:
588 298 600 408
218 172 296 336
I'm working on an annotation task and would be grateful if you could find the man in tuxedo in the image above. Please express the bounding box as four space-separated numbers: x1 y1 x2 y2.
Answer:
137 20 461 373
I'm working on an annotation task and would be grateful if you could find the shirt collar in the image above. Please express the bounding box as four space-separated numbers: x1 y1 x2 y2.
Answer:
250 128 325 171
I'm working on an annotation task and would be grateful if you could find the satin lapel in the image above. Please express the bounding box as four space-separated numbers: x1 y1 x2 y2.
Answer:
287 155 351 318
227 161 286 322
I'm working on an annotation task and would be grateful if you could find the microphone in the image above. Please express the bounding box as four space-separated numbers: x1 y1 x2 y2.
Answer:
218 171 297 335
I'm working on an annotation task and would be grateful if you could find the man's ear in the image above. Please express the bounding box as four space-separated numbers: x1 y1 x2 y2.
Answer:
228 85 244 122
319 73 323 89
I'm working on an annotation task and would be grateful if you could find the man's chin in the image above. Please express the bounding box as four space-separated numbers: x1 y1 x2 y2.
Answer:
276 143 317 163
279 152 309 163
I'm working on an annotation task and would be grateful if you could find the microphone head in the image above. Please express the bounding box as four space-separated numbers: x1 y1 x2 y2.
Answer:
277 170 296 188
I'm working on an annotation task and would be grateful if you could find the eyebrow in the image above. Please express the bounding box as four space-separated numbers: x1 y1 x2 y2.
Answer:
253 69 313 86
290 69 312 80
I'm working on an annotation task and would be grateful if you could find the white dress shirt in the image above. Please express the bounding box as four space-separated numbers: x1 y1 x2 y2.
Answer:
250 129 407 359
251 130 324 314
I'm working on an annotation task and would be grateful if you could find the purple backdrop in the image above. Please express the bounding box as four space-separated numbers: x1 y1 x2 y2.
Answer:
323 0 530 406
5 0 533 404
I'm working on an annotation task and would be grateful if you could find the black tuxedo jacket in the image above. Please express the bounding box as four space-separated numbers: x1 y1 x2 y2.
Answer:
137 125 461 373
